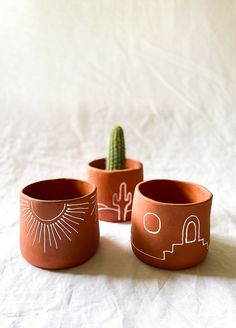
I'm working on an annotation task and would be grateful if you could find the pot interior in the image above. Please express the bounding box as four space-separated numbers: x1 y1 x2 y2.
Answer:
22 179 94 201
89 158 142 171
138 180 211 205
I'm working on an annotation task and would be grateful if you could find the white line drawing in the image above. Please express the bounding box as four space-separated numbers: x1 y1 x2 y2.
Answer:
68 202 89 206
38 223 43 244
47 225 52 247
27 217 36 236
97 182 132 221
32 221 40 246
43 224 46 253
20 199 91 253
185 221 196 243
132 215 208 261
98 203 117 211
63 213 84 221
143 212 161 234
90 195 97 217
113 183 132 221
31 204 67 222
62 215 80 225
50 224 58 249
21 199 29 205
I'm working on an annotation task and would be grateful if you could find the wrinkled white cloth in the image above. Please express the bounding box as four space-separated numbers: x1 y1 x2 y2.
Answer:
0 1 236 327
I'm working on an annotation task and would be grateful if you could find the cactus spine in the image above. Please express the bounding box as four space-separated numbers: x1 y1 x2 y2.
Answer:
106 125 126 170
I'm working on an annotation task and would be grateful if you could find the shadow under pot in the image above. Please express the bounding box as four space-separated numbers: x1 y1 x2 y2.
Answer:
131 179 213 270
20 178 100 269
87 158 143 222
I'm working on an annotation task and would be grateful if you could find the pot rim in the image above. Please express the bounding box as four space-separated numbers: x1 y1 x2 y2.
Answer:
20 178 96 203
88 157 143 174
136 179 213 207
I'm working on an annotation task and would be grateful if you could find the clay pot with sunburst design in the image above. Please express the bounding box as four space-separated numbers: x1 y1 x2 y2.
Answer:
131 179 213 270
20 178 99 269
87 158 143 222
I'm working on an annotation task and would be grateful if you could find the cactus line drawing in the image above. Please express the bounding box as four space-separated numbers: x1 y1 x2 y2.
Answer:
98 182 132 221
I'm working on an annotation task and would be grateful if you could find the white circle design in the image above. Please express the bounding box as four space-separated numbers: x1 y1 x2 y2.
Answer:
143 212 161 234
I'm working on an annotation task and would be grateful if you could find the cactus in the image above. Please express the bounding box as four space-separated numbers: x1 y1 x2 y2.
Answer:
106 125 126 170
113 182 132 221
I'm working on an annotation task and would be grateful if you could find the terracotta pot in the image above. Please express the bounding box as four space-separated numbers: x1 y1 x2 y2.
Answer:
87 158 143 222
131 179 213 270
20 178 99 269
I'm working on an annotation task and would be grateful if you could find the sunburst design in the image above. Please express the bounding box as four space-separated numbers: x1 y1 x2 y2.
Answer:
20 197 94 253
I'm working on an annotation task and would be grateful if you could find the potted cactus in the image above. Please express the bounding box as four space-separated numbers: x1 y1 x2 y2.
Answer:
87 125 143 222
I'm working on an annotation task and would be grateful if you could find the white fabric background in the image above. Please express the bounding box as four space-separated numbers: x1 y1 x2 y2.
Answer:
0 1 236 327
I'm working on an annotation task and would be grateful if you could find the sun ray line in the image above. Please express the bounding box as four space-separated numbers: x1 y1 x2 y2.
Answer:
55 222 71 241
26 214 34 225
61 218 78 233
32 221 40 245
21 206 30 212
23 213 31 223
38 223 43 243
52 223 62 240
43 224 46 253
67 202 88 206
47 225 52 247
21 207 30 211
63 216 80 226
67 207 88 210
21 210 32 218
50 225 58 249
90 194 96 199
67 208 87 211
22 208 31 215
21 207 30 212
31 219 38 236
91 203 96 216
64 213 84 221
21 199 29 204
67 210 86 214
27 218 36 236
21 208 30 212
58 220 72 234
20 201 29 205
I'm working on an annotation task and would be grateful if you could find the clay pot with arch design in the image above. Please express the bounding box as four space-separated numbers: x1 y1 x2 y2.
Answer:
20 178 99 269
131 179 213 270
87 158 143 222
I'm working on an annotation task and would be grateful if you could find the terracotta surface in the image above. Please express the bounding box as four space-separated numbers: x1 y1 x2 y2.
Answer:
20 178 100 269
87 158 143 222
131 179 213 270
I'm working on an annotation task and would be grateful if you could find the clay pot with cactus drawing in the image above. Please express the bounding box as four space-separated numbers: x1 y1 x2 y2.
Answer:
87 125 143 222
